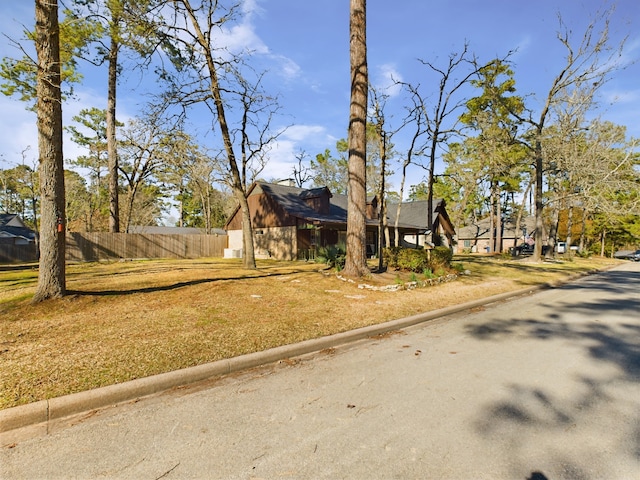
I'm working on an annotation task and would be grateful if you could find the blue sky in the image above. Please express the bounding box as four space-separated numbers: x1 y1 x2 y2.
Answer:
1 0 639 200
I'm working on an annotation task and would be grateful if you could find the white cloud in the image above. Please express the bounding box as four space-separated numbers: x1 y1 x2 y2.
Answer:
261 124 335 181
513 34 532 57
603 88 640 105
220 22 270 55
374 64 403 97
273 55 301 81
0 97 37 168
0 86 121 172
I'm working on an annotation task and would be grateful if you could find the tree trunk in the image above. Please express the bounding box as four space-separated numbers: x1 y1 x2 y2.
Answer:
33 0 66 302
426 146 436 245
236 188 256 268
548 202 559 257
377 131 386 271
393 202 402 248
579 208 587 252
343 0 369 277
107 35 120 232
533 139 544 261
566 205 574 255
488 183 495 253
495 186 503 254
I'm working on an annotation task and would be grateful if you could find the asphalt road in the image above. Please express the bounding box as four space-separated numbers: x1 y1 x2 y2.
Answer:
2 262 640 480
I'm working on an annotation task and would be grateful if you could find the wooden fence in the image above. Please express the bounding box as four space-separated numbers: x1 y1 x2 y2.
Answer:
65 232 228 262
0 243 38 263
1 233 229 264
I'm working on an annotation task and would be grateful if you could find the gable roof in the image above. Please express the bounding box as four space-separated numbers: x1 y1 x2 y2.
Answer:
386 199 456 235
0 214 27 228
0 214 36 242
253 182 359 226
226 182 453 233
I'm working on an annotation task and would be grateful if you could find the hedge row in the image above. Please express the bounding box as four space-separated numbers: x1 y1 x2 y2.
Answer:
383 246 453 272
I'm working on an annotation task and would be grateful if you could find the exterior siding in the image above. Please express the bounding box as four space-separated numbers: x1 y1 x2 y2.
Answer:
227 229 243 251
254 226 297 260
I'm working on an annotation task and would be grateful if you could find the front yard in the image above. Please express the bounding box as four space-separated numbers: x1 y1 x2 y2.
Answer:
0 255 618 410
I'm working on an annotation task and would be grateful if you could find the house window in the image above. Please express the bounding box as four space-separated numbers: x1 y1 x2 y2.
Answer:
464 240 471 248
310 229 318 246
366 231 376 245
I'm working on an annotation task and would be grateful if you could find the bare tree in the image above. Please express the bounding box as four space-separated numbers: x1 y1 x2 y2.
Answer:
153 0 282 269
117 112 170 232
292 150 312 188
393 84 428 247
343 0 369 277
368 86 389 269
33 0 66 302
401 43 488 245
510 9 627 260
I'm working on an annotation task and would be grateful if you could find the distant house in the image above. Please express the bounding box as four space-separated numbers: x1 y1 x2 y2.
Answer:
224 181 456 261
0 214 37 245
0 214 38 263
386 200 456 249
455 216 537 254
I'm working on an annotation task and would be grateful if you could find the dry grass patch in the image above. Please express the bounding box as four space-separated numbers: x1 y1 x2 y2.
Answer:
0 255 618 409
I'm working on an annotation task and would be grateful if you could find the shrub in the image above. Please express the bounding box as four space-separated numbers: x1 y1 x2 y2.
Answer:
451 262 465 273
384 246 453 273
397 248 429 272
383 246 402 268
315 244 346 270
383 246 426 272
429 246 453 271
422 268 435 279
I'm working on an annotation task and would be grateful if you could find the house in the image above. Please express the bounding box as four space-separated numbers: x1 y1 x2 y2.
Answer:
0 214 38 263
455 216 537 254
224 181 456 261
386 200 456 249
0 214 37 245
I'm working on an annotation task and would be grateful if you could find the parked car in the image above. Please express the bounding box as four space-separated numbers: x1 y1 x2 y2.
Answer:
510 243 551 257
613 249 640 261
510 243 534 256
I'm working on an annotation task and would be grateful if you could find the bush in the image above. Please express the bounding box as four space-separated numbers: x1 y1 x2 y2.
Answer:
383 246 453 273
422 268 436 279
430 246 452 270
384 247 429 272
315 244 346 271
451 262 465 273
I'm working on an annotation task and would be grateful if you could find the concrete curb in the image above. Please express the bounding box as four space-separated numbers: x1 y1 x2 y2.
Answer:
8 262 614 439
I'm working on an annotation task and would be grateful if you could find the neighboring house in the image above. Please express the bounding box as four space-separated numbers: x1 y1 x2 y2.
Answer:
224 181 456 261
0 214 37 245
455 216 537 254
0 214 38 263
386 200 456 249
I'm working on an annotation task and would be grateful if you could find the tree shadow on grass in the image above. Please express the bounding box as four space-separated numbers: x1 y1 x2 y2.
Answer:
66 269 312 296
